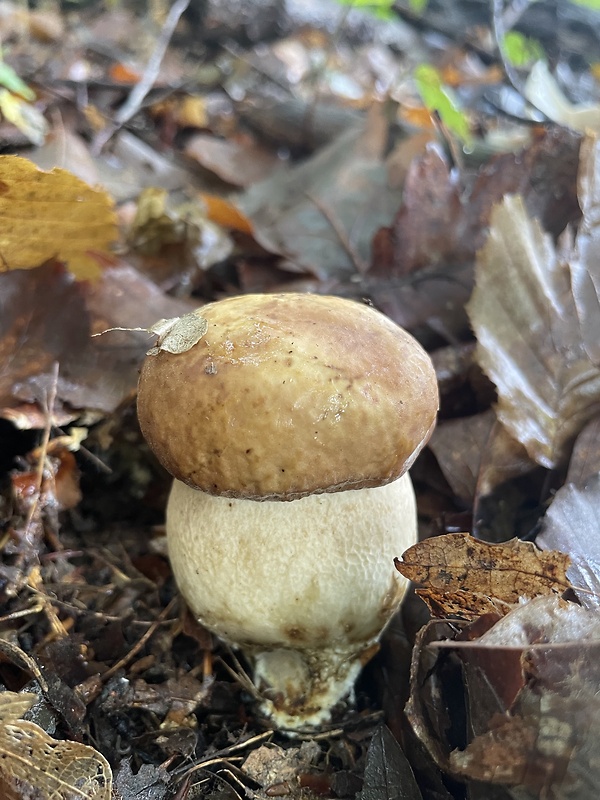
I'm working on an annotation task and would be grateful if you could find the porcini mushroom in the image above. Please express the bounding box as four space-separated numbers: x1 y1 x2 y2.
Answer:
137 293 438 729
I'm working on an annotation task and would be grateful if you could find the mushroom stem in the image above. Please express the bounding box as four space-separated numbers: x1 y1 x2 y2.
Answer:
166 473 418 728
252 644 370 729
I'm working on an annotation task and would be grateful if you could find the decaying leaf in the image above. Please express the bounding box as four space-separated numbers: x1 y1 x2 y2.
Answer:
467 192 600 468
146 311 208 355
0 156 117 280
408 596 600 795
565 415 600 485
568 134 600 365
0 691 111 800
185 132 281 187
415 588 513 621
538 473 600 609
94 310 208 356
237 105 399 280
429 410 533 503
444 597 600 795
358 726 423 800
396 533 571 605
128 187 233 270
0 261 196 424
113 759 169 800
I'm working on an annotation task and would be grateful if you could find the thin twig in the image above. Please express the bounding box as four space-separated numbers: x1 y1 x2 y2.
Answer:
23 362 59 539
92 0 191 153
101 596 178 681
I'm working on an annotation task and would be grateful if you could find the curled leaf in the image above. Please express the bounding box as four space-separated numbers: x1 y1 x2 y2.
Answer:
467 194 600 468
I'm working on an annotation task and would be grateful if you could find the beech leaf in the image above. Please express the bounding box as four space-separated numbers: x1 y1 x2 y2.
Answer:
396 533 571 605
0 156 117 280
467 193 600 468
538 474 600 609
0 691 111 800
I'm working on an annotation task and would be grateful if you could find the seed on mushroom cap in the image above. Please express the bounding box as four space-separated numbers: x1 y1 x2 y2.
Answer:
137 293 438 729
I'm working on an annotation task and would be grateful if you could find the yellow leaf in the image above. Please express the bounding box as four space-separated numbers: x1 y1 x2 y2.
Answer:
0 89 47 145
0 156 117 280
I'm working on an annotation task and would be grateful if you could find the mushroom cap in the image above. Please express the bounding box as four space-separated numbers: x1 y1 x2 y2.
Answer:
137 293 438 500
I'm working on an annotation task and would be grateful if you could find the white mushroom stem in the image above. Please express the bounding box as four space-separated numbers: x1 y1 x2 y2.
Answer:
166 473 418 729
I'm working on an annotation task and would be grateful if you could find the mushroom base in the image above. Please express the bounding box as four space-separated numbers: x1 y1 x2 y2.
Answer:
166 474 418 729
252 643 372 729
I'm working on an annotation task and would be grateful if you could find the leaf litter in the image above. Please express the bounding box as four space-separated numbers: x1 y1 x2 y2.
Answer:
2 1 600 799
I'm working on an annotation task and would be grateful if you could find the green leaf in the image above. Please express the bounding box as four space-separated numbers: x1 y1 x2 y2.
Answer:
409 0 429 11
502 31 545 67
571 0 600 9
336 0 395 17
0 61 35 101
414 63 472 145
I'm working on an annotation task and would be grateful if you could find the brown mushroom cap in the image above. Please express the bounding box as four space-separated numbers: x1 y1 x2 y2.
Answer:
137 293 438 500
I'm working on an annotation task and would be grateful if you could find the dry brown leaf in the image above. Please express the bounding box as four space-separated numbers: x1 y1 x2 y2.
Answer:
185 133 281 187
0 261 195 424
415 588 513 620
444 597 600 794
0 691 111 799
0 156 117 280
467 193 600 468
237 104 398 280
429 410 533 503
396 533 571 603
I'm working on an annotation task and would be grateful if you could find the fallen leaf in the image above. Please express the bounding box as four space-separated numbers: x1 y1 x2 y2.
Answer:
367 128 580 335
524 60 600 133
199 192 254 235
185 132 281 187
370 142 463 277
445 597 600 795
128 188 233 270
0 156 117 280
568 134 600 364
565 415 600 485
358 726 423 800
467 193 600 468
0 691 111 800
0 261 195 424
415 588 513 621
537 473 600 609
113 759 169 800
429 410 533 503
396 533 571 603
0 260 90 413
407 597 600 795
237 105 398 280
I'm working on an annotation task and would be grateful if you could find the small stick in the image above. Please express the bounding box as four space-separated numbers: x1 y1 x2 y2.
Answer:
92 0 191 153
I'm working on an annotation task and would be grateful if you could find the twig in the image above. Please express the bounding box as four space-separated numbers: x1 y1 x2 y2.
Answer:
23 362 59 539
101 596 178 682
92 0 191 153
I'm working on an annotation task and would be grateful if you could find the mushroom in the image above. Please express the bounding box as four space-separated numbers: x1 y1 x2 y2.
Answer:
137 293 438 729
